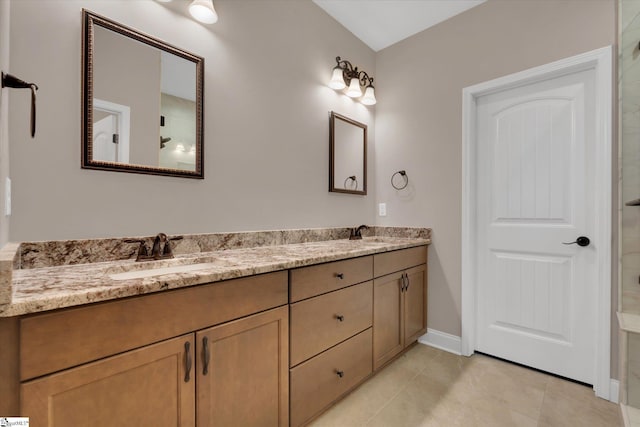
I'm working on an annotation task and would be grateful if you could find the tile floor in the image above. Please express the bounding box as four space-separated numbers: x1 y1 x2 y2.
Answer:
310 344 622 427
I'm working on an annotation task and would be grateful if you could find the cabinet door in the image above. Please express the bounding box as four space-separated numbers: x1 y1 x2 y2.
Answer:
404 264 427 345
196 305 289 427
21 333 196 427
373 271 404 370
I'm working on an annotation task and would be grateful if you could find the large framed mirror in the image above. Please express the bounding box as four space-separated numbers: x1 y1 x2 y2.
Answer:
82 10 204 178
329 111 367 195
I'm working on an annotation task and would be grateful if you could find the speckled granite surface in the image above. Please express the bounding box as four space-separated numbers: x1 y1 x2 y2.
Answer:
16 226 430 269
0 227 431 317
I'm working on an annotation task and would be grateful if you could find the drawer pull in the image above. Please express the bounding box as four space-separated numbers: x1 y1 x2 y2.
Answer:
336 370 344 378
202 336 210 376
184 341 192 383
336 273 344 279
335 314 344 322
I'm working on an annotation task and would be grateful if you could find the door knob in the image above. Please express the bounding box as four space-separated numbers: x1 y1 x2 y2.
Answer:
562 236 590 247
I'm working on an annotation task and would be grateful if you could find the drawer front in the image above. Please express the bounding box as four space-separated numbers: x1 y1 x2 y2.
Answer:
290 281 372 366
290 256 373 302
20 271 288 381
290 328 372 427
373 246 427 278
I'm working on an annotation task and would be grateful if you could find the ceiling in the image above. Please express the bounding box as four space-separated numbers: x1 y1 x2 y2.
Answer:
313 0 486 52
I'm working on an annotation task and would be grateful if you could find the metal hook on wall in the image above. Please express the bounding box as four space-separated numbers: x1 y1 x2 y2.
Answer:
2 72 39 138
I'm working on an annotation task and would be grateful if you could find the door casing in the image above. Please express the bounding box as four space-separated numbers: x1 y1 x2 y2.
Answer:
461 46 613 400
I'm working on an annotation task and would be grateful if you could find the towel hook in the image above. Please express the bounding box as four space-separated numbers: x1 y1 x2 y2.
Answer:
2 72 39 138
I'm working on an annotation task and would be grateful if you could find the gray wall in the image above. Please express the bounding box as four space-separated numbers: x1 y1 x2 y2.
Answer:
374 0 616 371
8 0 376 241
0 0 9 247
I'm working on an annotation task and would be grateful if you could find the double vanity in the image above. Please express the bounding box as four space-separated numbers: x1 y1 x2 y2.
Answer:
0 227 430 426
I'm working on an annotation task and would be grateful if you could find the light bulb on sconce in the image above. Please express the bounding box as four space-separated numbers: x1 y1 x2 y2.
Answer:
327 56 376 105
361 84 377 106
156 0 218 25
175 143 185 152
346 78 363 98
328 66 347 90
189 0 218 24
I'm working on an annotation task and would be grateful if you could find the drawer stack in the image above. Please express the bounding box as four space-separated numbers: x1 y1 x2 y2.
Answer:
289 256 374 427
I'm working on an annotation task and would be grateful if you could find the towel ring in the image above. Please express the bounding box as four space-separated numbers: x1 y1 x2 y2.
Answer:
344 175 358 190
391 170 408 190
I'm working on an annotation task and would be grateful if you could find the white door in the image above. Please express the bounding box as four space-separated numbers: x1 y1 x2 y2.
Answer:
475 67 597 384
92 99 131 164
93 114 118 162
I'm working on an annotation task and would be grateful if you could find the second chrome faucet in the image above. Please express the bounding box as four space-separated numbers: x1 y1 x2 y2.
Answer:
125 233 184 262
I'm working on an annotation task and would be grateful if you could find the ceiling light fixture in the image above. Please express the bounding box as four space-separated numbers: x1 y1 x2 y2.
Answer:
328 56 376 106
189 0 218 24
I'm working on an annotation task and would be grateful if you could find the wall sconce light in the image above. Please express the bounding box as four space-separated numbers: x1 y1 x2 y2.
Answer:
189 0 218 24
175 143 186 152
328 56 376 106
155 0 218 24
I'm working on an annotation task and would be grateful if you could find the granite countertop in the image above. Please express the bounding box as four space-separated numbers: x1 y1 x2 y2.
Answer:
0 227 431 317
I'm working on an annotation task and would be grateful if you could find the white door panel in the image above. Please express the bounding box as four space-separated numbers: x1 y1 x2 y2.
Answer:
476 69 596 384
93 115 117 162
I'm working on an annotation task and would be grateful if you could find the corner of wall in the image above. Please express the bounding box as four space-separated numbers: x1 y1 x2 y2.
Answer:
0 0 11 247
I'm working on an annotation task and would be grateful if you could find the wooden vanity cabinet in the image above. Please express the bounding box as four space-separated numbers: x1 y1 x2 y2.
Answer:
19 272 289 427
11 244 428 426
373 247 428 370
196 306 289 427
21 333 196 427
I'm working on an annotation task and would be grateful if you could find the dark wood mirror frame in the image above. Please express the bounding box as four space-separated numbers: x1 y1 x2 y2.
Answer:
329 111 367 195
82 9 205 179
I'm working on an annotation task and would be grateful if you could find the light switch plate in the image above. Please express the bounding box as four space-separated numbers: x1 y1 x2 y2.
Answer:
378 202 387 217
5 177 10 216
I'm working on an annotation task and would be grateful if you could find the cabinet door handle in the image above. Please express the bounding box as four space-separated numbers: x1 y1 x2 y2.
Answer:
184 341 192 383
336 370 344 378
335 314 344 322
405 273 410 291
202 336 210 376
336 273 344 279
400 273 406 292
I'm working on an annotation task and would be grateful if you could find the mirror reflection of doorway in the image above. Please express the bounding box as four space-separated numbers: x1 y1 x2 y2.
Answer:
93 98 130 163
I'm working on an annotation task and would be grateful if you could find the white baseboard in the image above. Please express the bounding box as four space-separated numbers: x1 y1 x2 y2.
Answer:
620 403 640 426
610 379 620 404
418 328 462 355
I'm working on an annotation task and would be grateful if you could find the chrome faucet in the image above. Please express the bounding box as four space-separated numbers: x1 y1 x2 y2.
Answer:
125 233 184 262
349 225 369 240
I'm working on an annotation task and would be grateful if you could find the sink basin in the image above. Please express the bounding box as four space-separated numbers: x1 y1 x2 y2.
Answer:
109 262 216 281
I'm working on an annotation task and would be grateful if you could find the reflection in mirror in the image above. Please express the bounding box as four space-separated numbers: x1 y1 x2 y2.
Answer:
82 10 204 178
329 111 367 195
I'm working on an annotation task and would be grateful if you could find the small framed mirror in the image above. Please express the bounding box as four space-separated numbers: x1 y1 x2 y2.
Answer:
82 10 204 178
329 111 367 195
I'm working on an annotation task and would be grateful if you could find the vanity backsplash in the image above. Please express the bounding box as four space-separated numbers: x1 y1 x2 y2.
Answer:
14 226 431 269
